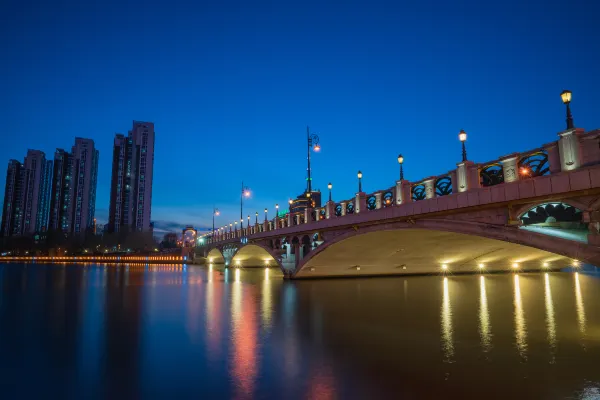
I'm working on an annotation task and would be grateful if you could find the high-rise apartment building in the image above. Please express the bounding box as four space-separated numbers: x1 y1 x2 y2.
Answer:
0 150 53 237
48 139 99 234
1 160 23 237
108 121 155 233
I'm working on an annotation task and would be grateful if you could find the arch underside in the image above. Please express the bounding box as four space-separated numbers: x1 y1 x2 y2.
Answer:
231 244 279 268
295 228 586 278
206 248 225 264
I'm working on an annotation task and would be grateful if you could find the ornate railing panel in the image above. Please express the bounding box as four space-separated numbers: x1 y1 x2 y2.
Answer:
335 204 342 217
480 163 504 187
383 190 394 207
346 202 355 214
319 208 326 220
367 195 377 210
412 184 426 201
435 176 452 197
519 151 549 177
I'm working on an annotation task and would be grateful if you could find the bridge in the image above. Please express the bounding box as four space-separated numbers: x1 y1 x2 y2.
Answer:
199 127 600 279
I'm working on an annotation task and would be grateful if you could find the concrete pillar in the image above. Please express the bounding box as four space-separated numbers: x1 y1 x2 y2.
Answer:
355 192 366 213
375 192 382 209
401 181 411 203
304 207 311 224
274 216 279 230
456 162 469 192
500 153 520 183
326 201 334 219
395 180 403 205
340 201 347 216
423 178 435 199
587 211 600 246
287 213 292 227
557 128 584 171
543 142 561 174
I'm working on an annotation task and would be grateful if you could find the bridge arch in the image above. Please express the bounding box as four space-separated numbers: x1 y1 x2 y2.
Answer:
230 243 283 270
206 247 225 264
294 218 600 278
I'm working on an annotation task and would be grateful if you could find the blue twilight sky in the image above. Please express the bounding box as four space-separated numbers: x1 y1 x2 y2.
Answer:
1 0 599 234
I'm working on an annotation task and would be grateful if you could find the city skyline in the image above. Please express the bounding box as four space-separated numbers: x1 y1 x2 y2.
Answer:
2 0 600 234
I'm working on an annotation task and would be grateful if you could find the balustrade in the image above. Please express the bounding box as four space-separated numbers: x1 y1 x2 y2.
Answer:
210 128 599 243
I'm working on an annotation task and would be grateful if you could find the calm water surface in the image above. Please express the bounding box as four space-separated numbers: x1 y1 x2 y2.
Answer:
0 263 599 399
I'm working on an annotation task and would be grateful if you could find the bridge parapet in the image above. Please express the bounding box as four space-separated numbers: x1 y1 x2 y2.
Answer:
205 128 600 247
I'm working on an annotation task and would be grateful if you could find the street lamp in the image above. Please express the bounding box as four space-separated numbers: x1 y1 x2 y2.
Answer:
306 126 321 194
328 182 332 202
247 215 250 227
459 129 467 162
255 211 259 224
560 90 574 129
240 181 251 228
212 207 220 237
357 170 363 192
275 204 279 216
264 208 268 221
397 154 404 180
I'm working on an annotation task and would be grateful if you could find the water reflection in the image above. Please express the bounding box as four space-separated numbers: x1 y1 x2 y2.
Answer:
230 269 258 398
1 264 600 399
574 272 587 338
544 273 557 362
261 269 272 330
478 276 492 353
513 274 528 361
441 277 454 362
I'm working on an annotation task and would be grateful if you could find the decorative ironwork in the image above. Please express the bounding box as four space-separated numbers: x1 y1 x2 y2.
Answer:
319 208 326 220
435 176 453 197
346 202 355 214
519 151 549 177
311 210 317 222
412 184 426 201
367 195 377 210
521 202 582 225
480 163 504 187
335 204 342 217
383 191 394 207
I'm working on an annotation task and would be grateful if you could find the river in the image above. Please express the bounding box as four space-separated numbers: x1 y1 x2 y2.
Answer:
0 263 599 399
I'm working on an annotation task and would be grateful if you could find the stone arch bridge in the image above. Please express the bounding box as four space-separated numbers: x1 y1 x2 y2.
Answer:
201 128 600 278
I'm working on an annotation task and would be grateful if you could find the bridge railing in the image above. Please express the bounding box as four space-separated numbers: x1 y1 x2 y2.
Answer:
207 128 599 243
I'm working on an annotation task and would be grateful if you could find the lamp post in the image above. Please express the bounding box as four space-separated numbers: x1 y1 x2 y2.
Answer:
560 90 574 129
357 171 363 192
306 126 321 195
397 154 404 180
275 203 279 215
327 182 332 202
459 130 467 162
212 207 220 237
240 181 251 228
264 208 268 221
255 211 258 225
247 215 250 228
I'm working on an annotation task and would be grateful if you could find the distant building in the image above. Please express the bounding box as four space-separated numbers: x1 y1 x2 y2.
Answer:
0 150 53 237
1 160 23 236
289 190 322 214
107 121 155 233
48 138 99 234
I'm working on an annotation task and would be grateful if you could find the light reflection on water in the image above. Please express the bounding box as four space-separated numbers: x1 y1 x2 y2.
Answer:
479 276 492 353
513 274 528 361
0 264 599 399
440 277 454 362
